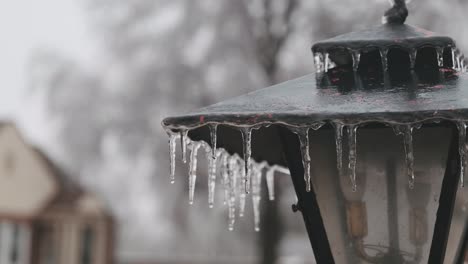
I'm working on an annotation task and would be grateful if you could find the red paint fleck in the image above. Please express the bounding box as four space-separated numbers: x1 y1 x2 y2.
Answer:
440 68 453 73
432 85 444 89
199 116 205 123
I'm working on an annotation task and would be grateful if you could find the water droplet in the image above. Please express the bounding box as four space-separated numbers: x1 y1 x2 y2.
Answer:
181 130 189 163
334 123 344 174
457 122 467 188
240 128 252 194
380 48 389 72
167 131 178 184
436 47 444 68
266 166 276 201
348 125 358 192
351 50 361 72
409 49 418 69
189 142 202 205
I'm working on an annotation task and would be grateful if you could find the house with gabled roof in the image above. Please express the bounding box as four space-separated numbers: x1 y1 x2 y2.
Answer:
0 122 114 264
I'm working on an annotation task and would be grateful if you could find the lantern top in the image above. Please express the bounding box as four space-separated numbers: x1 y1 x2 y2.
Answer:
312 24 455 53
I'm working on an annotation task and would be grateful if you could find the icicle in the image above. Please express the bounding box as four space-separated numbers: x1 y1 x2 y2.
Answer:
251 166 262 232
394 125 416 189
266 166 276 201
238 159 247 217
188 142 202 204
334 123 344 175
457 122 467 188
452 48 456 70
457 55 461 71
324 52 330 73
293 127 312 192
351 50 361 72
206 125 219 208
209 125 218 160
240 128 253 194
207 148 218 209
167 131 178 184
409 49 418 69
180 130 188 163
348 125 358 192
314 52 324 73
436 47 444 68
380 48 389 72
227 156 238 231
221 153 229 205
239 193 246 217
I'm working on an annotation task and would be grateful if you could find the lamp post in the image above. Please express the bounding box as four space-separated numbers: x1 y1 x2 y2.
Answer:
162 2 468 263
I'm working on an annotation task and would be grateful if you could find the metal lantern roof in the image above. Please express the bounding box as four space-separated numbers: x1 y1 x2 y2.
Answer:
162 70 467 166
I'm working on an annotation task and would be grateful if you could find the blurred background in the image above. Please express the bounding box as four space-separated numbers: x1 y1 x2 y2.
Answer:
2 0 468 263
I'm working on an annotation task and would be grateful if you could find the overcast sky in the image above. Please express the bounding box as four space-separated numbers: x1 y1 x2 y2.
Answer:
0 0 96 148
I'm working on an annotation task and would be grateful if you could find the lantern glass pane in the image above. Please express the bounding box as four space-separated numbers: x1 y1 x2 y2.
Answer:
309 126 451 263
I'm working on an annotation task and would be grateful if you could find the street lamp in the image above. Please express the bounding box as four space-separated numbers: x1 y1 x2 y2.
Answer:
162 2 468 263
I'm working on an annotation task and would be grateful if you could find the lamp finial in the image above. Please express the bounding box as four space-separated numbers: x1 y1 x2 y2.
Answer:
382 0 409 25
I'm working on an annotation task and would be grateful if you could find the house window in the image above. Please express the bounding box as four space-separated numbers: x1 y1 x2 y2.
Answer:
36 223 56 264
9 224 18 263
80 225 94 264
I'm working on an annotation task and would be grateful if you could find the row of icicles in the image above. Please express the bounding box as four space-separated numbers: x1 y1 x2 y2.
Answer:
314 47 467 73
166 121 467 231
167 126 289 232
